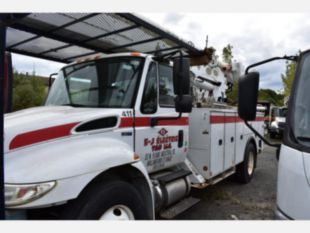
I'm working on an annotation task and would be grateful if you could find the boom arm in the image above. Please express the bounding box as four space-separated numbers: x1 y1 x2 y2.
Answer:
191 56 243 105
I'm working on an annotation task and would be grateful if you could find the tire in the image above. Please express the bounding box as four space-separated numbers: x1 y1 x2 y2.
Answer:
235 142 257 184
62 180 149 220
270 132 276 139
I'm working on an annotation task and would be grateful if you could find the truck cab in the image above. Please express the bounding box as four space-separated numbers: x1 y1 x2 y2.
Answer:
237 50 310 219
277 51 310 219
4 52 193 219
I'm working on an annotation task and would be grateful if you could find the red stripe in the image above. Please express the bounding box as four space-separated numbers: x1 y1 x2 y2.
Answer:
9 122 80 150
120 117 188 128
119 117 134 128
255 116 265 121
9 116 188 150
210 115 265 124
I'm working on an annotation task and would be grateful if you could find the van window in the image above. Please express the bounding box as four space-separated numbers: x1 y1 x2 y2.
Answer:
292 53 310 146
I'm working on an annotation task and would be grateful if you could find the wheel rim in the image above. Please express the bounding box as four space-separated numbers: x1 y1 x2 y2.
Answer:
247 151 255 176
99 205 135 220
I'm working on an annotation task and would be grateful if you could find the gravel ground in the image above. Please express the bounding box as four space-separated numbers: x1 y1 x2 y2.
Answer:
175 144 278 220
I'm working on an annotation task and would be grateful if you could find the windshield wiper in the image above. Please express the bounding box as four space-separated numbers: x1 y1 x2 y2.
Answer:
60 103 89 108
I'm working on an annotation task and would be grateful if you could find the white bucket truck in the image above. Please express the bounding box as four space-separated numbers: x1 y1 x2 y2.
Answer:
4 51 264 219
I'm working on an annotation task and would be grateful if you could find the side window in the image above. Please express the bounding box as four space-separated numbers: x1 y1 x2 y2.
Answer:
159 64 175 107
141 63 158 114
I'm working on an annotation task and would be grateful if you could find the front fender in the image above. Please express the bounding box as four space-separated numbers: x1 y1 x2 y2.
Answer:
7 161 154 209
5 134 136 183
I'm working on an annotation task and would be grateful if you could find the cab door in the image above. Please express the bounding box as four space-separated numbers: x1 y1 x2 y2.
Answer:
134 60 189 173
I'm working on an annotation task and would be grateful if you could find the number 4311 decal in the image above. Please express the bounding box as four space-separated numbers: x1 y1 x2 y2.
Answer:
122 110 133 117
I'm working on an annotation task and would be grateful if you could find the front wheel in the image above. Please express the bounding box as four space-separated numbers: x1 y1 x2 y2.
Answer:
270 132 276 139
62 180 149 220
235 142 257 184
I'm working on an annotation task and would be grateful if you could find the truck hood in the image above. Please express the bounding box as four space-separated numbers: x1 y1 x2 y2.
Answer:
4 106 126 153
275 117 286 123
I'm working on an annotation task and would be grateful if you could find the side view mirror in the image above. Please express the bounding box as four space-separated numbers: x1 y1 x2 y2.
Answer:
151 55 192 126
48 73 58 92
175 95 193 113
173 57 190 95
238 72 259 121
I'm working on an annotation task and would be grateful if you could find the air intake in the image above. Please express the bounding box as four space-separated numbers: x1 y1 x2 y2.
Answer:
75 117 117 132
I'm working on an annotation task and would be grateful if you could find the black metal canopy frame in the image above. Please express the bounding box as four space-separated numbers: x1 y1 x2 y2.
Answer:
0 13 206 219
0 16 6 220
2 13 203 64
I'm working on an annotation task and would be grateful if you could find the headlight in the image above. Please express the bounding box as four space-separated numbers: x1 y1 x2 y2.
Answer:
5 181 56 207
271 121 278 128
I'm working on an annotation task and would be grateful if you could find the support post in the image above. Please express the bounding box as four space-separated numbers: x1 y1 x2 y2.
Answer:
0 17 7 220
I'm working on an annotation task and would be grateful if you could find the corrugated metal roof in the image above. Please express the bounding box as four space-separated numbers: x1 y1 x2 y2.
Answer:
3 13 203 63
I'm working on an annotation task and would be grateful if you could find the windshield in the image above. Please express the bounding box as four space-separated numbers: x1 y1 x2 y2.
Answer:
279 108 288 117
45 57 144 108
292 52 310 144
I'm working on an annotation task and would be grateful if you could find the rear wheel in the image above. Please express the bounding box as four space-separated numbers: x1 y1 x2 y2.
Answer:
62 180 149 220
235 142 257 184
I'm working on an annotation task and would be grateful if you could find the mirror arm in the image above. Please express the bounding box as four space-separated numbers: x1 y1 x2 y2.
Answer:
151 112 182 127
244 121 280 148
48 73 58 91
245 55 298 74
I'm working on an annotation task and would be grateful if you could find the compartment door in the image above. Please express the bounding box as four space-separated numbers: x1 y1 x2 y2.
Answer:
210 112 225 177
235 118 246 164
224 112 236 170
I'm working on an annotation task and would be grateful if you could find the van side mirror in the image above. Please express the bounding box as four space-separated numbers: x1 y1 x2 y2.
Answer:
173 57 190 95
238 72 259 121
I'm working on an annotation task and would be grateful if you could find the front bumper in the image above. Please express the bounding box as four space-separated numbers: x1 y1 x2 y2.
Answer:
275 207 293 220
269 127 284 135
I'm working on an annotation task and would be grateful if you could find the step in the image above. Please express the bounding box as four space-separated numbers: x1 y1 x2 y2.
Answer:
159 196 200 219
157 170 192 184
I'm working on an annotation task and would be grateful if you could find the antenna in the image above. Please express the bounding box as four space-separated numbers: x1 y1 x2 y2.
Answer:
32 62 36 76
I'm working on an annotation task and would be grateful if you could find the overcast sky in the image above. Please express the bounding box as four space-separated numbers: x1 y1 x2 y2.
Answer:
11 13 310 91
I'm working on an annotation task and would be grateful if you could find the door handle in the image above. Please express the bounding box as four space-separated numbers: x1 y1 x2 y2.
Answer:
202 130 209 135
219 139 223 146
178 130 184 148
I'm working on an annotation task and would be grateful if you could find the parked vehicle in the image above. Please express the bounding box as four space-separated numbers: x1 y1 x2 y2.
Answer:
3 51 264 220
237 51 310 220
269 106 288 138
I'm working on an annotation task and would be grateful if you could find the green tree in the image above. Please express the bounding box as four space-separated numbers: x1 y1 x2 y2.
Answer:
258 89 284 106
226 83 238 105
222 44 233 63
12 71 46 111
281 60 296 98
